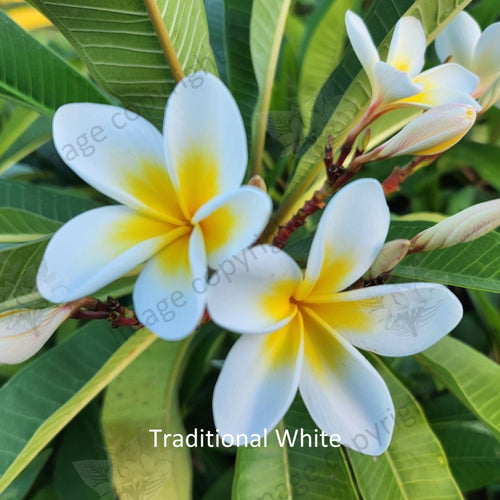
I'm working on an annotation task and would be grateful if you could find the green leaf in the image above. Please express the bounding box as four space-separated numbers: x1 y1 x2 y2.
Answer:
277 0 472 227
0 114 52 176
0 208 61 243
0 449 51 500
347 355 463 500
0 238 49 312
250 0 292 175
0 9 109 115
0 179 102 222
233 397 359 500
102 338 192 499
54 401 113 500
29 0 216 127
415 336 500 441
388 220 500 293
431 420 500 492
0 326 156 494
297 0 358 131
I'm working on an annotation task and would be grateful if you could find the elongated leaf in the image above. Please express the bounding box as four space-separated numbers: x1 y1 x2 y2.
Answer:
415 336 500 441
205 0 228 82
0 115 51 175
0 326 156 494
0 180 101 222
0 238 49 312
29 0 216 127
297 0 358 131
103 338 192 499
347 355 463 500
250 0 292 174
0 208 61 243
276 0 472 228
388 220 500 293
233 397 359 500
0 9 109 115
431 420 500 492
0 449 51 500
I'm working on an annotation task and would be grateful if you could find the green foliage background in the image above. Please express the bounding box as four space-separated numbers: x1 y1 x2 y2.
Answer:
0 0 499 498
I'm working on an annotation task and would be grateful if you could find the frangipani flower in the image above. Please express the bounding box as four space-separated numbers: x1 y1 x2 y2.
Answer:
355 103 476 166
345 10 479 113
207 179 462 455
37 72 272 340
0 302 85 364
435 11 500 110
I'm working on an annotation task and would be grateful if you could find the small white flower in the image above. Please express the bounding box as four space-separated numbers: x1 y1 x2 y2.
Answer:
207 179 463 455
37 72 272 341
0 304 76 364
346 10 479 112
435 11 500 110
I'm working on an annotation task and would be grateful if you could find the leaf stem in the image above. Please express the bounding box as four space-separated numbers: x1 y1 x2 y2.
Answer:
143 0 185 83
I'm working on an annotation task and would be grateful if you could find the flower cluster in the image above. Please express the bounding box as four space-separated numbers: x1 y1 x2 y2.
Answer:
3 9 500 457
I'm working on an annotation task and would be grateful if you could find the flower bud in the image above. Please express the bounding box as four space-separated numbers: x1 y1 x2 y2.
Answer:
368 104 476 160
248 175 267 192
0 299 91 364
410 199 500 252
364 239 411 280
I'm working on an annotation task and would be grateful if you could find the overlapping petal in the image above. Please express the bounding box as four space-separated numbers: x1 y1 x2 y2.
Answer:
305 283 462 357
435 12 480 68
345 10 379 84
386 16 425 76
37 206 181 303
473 22 500 91
193 187 272 268
373 62 422 105
299 310 394 455
53 103 184 224
163 72 248 218
133 227 207 340
207 245 302 334
213 315 303 442
298 179 389 299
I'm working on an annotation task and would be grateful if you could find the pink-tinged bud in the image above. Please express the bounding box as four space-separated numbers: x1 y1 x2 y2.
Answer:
364 239 411 280
410 199 500 252
248 175 267 192
0 299 91 364
367 104 476 160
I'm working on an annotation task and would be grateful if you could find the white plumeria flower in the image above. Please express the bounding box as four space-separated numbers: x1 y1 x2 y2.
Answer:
345 10 479 113
435 11 500 110
37 72 272 340
0 303 80 364
207 179 462 455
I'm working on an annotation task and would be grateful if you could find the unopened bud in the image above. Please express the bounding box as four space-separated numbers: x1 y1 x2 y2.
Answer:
248 175 267 192
410 199 500 252
0 298 91 364
368 104 476 160
364 239 411 280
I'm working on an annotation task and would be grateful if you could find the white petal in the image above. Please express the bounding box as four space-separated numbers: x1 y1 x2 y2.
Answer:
213 315 303 443
473 22 500 92
193 186 272 268
400 89 480 110
133 227 206 340
386 16 426 76
345 10 379 85
373 62 423 106
435 11 480 68
413 63 479 96
207 245 302 334
298 179 389 299
299 311 394 455
479 75 500 111
0 305 72 364
53 103 184 224
163 72 248 218
37 206 179 302
305 283 463 357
